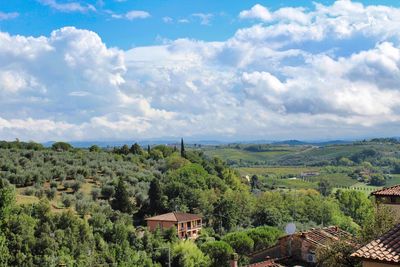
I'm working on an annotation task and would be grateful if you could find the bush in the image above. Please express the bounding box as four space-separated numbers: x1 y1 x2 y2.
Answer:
201 241 233 267
61 193 74 208
45 188 57 200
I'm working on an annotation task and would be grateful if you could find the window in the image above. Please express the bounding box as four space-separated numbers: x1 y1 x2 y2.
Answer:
307 253 316 263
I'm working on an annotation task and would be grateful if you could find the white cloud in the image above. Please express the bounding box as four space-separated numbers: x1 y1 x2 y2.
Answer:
178 19 189 24
3 1 400 141
239 4 272 21
112 10 151 20
125 10 151 20
192 13 213 25
0 11 19 21
38 0 96 13
162 16 173 23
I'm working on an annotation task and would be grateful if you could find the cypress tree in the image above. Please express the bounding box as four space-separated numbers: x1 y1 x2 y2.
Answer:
111 179 132 213
180 138 185 158
148 179 163 215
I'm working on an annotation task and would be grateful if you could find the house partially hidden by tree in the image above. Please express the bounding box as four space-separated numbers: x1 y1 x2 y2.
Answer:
250 226 351 266
352 223 400 267
372 185 400 219
145 212 202 239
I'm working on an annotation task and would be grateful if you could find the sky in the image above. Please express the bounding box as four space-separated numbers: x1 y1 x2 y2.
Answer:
1 0 400 142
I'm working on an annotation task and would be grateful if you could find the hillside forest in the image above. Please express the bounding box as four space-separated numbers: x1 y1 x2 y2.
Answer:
0 139 398 266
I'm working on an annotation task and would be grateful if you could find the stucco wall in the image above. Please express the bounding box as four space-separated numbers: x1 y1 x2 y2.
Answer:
147 220 176 231
363 260 400 267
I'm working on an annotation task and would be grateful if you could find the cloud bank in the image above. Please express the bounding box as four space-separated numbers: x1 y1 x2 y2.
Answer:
1 0 400 141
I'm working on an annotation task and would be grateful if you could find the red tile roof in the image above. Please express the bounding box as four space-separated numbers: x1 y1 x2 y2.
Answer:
246 259 283 267
371 185 400 196
283 226 351 246
145 212 202 222
351 223 400 263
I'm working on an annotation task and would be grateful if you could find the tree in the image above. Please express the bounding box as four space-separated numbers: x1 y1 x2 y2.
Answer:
335 190 373 225
370 173 386 186
318 179 332 197
316 240 360 267
201 241 234 267
51 142 73 151
172 240 210 267
0 178 15 222
111 179 133 213
250 175 259 191
120 145 130 155
180 138 186 158
245 226 282 251
0 234 9 266
148 179 164 215
89 145 101 152
361 204 396 242
101 184 115 200
222 232 254 256
130 143 143 155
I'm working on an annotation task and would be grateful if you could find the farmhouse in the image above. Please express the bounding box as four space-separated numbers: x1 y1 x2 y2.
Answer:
352 223 400 267
372 185 400 219
145 212 202 239
250 226 351 266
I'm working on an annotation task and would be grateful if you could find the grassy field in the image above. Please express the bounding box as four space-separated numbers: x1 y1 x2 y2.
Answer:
385 174 400 186
205 148 299 162
203 142 400 166
237 166 320 176
15 178 99 213
263 177 318 190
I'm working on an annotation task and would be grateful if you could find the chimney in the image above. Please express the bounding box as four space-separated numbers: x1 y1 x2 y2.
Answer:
230 253 238 267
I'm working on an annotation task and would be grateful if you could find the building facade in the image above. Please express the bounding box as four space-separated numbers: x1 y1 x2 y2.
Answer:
145 212 202 239
250 226 351 266
372 185 400 220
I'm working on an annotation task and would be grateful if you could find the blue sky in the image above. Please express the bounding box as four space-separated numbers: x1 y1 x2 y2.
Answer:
2 0 399 48
1 0 400 141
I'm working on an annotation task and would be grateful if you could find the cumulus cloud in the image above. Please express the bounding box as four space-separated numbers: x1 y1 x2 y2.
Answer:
239 4 272 21
2 1 400 141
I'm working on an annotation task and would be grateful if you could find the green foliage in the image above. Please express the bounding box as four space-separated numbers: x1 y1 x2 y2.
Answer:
222 232 254 256
361 204 397 242
335 190 374 225
318 179 333 196
245 226 282 251
51 142 73 151
111 179 133 213
369 173 386 186
148 179 165 215
172 240 210 267
200 241 233 267
0 234 9 266
89 145 101 152
130 143 143 155
316 239 360 267
0 179 15 222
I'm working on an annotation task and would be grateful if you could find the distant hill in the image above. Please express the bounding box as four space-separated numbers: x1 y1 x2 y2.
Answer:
271 140 352 146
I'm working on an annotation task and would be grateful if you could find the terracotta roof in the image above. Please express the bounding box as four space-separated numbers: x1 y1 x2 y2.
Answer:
351 223 400 263
246 259 283 267
280 226 351 246
371 185 400 196
145 212 202 222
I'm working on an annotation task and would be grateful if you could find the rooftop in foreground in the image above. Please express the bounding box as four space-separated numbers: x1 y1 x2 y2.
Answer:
351 223 400 264
371 185 400 197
